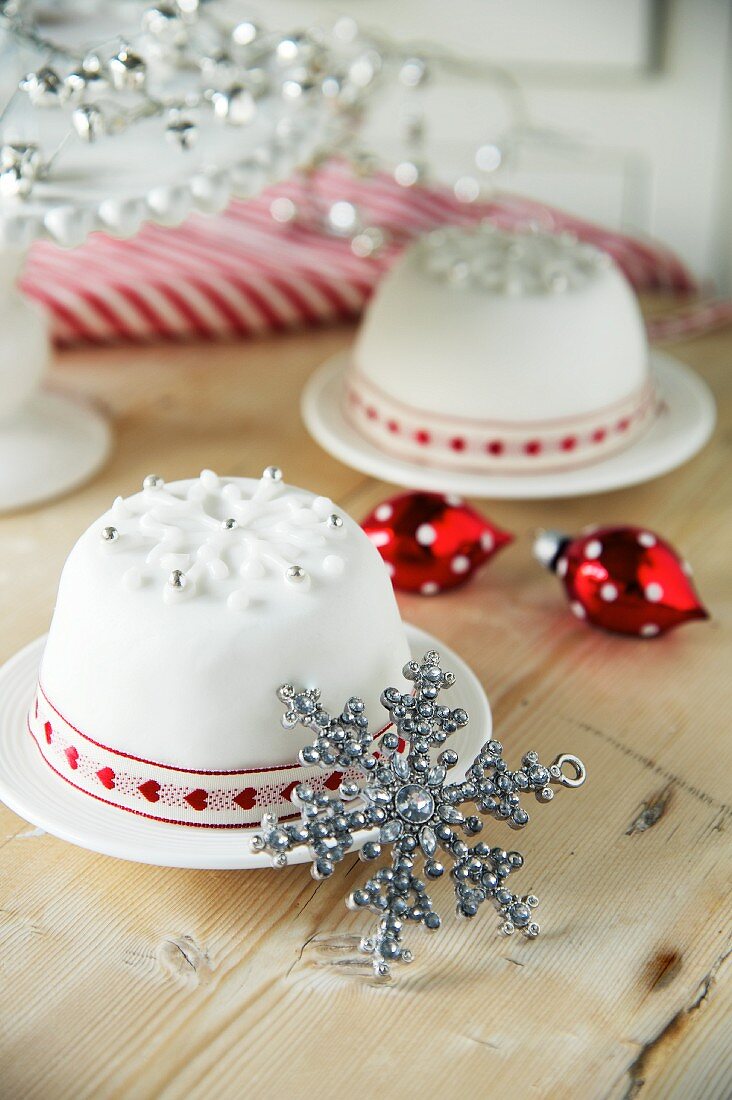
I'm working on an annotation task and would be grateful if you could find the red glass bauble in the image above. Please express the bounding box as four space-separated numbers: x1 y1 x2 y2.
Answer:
362 491 513 594
534 525 708 637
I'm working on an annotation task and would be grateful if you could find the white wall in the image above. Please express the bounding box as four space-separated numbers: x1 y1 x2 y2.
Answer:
262 0 732 289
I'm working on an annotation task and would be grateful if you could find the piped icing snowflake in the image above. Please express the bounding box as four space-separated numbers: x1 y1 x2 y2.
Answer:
98 467 347 610
253 650 587 980
420 223 612 296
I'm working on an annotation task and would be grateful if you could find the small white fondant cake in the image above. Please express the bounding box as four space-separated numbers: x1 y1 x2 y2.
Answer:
346 225 657 472
30 469 410 827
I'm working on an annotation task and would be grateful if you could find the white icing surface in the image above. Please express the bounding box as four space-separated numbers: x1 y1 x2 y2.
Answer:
353 226 650 423
39 471 411 770
99 468 347 611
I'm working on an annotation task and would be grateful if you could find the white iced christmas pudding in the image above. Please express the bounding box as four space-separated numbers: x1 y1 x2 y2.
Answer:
29 468 410 827
345 225 657 473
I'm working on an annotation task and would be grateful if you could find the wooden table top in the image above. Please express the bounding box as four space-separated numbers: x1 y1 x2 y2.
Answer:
0 320 730 1100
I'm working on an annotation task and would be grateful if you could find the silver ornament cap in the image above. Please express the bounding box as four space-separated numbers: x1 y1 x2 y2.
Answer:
533 530 570 573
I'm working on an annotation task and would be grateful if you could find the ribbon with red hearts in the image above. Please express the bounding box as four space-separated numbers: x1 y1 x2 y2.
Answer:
29 684 396 829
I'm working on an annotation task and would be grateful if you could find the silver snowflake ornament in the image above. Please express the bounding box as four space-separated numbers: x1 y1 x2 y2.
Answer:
252 650 586 980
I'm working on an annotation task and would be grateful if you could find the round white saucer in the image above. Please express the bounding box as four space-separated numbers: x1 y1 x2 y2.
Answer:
0 625 491 870
302 349 715 500
0 392 110 513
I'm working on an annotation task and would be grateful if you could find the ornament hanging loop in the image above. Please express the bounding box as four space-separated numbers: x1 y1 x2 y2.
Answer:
551 753 586 788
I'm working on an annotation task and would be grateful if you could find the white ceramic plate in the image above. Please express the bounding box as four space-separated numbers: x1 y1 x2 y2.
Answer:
302 350 716 500
0 392 110 513
0 626 491 869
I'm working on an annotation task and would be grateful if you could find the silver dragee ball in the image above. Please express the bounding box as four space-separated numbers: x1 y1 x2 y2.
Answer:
262 466 283 481
232 21 258 46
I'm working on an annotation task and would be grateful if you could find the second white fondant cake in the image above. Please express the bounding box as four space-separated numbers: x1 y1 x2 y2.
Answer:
30 469 410 826
346 225 657 473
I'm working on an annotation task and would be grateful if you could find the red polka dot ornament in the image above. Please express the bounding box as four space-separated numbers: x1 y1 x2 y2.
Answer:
534 525 708 638
362 491 513 595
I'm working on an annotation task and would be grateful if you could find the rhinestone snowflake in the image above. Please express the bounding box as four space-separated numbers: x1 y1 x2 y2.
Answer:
252 650 586 980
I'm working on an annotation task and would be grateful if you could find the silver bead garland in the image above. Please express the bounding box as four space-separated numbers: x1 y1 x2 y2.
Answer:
0 1 532 262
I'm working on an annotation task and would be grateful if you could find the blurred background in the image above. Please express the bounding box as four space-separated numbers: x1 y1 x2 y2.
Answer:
0 0 729 366
262 0 731 291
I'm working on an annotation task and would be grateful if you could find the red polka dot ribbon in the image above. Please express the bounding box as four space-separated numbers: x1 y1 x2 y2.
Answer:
28 685 395 829
345 368 658 474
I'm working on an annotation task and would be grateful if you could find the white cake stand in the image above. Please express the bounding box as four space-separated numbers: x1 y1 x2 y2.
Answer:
302 349 716 500
0 624 490 869
0 40 333 512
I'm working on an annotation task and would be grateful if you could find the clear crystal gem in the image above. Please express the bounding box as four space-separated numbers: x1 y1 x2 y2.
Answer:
395 784 434 824
419 825 437 857
392 755 410 781
380 819 403 843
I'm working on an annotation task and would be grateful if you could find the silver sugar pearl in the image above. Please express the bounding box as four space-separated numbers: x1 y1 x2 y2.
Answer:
270 196 297 224
286 565 307 583
327 200 359 235
221 517 238 530
394 161 421 187
262 466 282 481
143 474 163 490
168 569 187 589
101 526 119 542
232 21 258 46
276 36 305 63
399 57 428 88
327 514 343 528
351 227 384 257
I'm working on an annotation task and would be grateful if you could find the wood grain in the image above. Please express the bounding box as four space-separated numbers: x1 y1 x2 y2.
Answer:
0 320 730 1100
